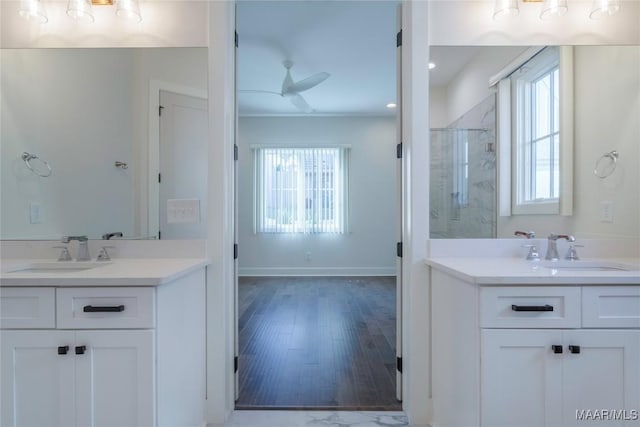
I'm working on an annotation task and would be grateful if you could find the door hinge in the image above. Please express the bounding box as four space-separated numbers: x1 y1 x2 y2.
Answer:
158 173 161 183
397 242 403 258
234 243 238 260
158 230 161 240
396 356 403 373
234 144 239 161
159 105 164 116
396 142 403 159
396 30 402 47
234 355 239 373
235 31 239 48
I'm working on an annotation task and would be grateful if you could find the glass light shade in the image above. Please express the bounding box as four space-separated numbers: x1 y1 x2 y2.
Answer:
493 0 519 20
18 0 48 24
67 0 95 23
116 0 142 22
540 0 568 20
589 0 620 19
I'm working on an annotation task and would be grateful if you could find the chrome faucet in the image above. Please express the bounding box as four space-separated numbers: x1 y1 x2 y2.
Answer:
545 233 575 261
61 235 91 261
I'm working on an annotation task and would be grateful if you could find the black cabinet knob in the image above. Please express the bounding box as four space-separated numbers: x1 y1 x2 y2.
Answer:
75 345 87 355
58 345 69 355
568 345 581 354
551 345 563 354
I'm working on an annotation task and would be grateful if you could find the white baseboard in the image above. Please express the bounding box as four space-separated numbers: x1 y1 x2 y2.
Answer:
238 266 396 277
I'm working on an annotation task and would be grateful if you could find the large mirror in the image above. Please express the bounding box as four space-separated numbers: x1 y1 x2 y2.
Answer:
1 47 208 240
429 45 640 240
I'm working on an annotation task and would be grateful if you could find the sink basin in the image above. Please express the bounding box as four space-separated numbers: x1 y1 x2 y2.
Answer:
538 260 638 272
6 262 110 274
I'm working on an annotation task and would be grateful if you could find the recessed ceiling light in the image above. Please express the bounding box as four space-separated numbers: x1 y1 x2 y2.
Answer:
428 62 436 70
386 103 397 109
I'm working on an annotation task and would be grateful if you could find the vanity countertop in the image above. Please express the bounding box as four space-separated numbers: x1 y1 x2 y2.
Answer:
425 257 640 285
0 258 210 287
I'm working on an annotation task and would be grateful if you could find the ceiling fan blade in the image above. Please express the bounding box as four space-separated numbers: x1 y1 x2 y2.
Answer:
238 89 282 96
289 93 313 113
286 72 330 94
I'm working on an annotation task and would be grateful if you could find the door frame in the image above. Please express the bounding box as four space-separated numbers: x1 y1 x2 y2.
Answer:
147 81 208 239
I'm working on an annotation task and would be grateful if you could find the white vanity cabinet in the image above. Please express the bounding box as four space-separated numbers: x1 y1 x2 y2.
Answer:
0 268 206 427
431 269 640 427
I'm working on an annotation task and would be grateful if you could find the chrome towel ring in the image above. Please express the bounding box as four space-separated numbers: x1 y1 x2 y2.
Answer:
21 152 52 177
593 150 618 179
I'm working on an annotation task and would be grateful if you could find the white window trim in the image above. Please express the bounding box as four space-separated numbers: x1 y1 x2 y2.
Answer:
251 145 350 234
496 46 574 217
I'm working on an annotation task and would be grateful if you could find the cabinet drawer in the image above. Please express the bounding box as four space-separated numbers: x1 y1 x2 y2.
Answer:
0 287 55 329
582 286 640 328
56 287 155 329
480 286 581 328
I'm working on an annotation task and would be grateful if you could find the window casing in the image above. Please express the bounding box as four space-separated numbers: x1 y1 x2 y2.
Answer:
253 147 349 233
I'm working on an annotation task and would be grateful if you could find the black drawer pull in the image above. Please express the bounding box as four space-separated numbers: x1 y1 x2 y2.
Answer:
58 345 69 355
568 345 581 354
75 345 87 355
83 305 125 313
511 304 554 312
551 345 563 354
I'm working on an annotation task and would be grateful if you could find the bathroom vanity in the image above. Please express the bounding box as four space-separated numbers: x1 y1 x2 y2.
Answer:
426 256 640 427
0 258 209 427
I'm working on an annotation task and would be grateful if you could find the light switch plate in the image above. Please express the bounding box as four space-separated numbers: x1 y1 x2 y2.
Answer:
29 202 42 224
167 199 200 224
600 201 614 223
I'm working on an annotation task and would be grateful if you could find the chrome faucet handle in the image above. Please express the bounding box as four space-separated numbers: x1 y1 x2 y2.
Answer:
515 230 536 239
53 246 72 261
521 244 540 261
564 244 584 261
96 246 115 262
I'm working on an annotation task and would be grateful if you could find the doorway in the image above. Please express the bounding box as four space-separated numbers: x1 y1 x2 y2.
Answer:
234 0 401 410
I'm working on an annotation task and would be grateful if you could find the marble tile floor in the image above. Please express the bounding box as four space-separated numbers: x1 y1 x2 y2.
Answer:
211 410 410 427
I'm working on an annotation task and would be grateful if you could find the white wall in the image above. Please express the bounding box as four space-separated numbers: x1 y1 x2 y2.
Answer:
238 116 397 276
0 48 207 239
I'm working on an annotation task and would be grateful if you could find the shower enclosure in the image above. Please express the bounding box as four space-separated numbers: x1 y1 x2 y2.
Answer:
429 128 496 238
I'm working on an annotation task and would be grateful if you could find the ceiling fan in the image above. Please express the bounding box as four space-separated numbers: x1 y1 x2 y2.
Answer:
240 60 330 113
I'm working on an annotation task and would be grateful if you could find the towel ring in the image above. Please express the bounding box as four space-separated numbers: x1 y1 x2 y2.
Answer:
593 150 618 179
21 152 52 177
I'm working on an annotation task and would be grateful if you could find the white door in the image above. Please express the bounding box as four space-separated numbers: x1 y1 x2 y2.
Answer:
563 330 640 427
159 90 208 239
74 330 154 427
482 329 563 427
0 331 75 427
394 3 403 402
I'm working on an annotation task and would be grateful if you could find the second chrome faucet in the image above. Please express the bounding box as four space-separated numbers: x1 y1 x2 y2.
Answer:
61 235 91 261
545 233 575 261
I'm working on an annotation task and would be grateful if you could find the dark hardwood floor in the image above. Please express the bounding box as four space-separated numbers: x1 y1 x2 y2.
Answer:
236 276 400 410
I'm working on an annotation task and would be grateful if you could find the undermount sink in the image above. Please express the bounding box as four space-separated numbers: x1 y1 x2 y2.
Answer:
6 262 110 274
538 260 638 272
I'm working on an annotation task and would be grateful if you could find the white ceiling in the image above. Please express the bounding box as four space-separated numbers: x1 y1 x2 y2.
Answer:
236 1 399 117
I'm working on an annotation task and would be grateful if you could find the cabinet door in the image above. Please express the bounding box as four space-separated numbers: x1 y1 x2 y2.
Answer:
74 330 155 427
563 330 640 427
1 330 75 427
482 330 563 427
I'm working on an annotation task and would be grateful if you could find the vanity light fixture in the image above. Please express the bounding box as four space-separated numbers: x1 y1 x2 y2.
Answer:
20 0 142 24
18 0 48 24
493 0 620 20
589 0 620 19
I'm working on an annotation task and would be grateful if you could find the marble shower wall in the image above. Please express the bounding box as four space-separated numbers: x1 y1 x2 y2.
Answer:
430 94 496 238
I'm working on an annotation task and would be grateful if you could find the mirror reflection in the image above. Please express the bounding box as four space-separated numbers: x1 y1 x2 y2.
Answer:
1 47 208 240
429 45 640 240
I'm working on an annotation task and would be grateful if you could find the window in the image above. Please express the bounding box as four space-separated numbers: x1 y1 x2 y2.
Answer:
253 147 349 233
513 47 560 213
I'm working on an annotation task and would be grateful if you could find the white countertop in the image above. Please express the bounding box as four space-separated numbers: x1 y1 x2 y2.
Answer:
425 257 640 285
0 258 210 287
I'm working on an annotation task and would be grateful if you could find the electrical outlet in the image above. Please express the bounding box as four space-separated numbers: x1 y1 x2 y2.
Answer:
167 199 200 224
600 201 614 223
305 251 312 261
29 202 42 224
